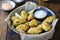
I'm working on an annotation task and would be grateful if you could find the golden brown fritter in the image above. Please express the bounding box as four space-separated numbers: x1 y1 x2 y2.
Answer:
11 16 19 21
44 16 56 23
16 24 29 31
28 13 34 21
29 19 38 27
13 18 27 26
27 26 42 34
13 19 23 26
20 10 28 20
37 24 42 28
25 22 29 26
42 21 51 31
21 19 27 23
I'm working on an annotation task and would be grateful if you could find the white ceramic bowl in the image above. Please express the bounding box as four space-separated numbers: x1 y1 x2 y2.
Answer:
0 1 16 11
6 2 58 40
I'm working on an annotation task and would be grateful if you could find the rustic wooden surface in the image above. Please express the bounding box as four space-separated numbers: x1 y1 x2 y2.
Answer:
0 0 60 40
0 10 8 40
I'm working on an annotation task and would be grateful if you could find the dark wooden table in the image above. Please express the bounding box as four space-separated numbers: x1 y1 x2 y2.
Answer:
0 0 60 40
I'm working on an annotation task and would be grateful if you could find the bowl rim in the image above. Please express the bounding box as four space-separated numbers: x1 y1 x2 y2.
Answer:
8 2 56 36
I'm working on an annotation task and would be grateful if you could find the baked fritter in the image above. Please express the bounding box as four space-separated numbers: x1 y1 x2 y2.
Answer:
28 13 34 21
16 24 29 31
27 26 42 34
42 21 51 31
29 19 38 27
44 16 56 23
20 10 28 20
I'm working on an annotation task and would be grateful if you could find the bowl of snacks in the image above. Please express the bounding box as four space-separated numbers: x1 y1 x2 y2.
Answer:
0 1 16 11
5 2 58 40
